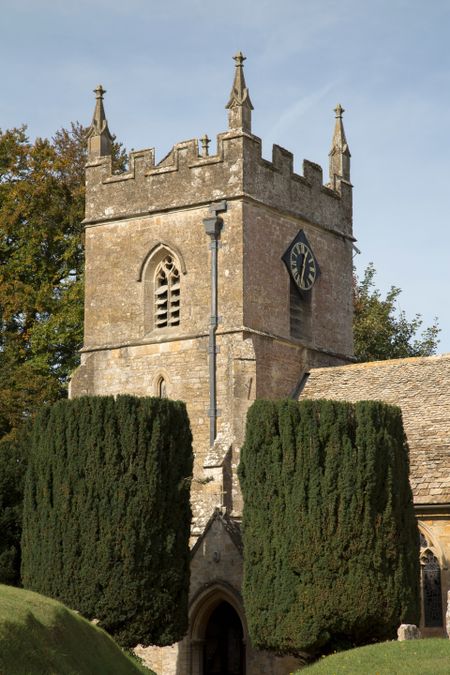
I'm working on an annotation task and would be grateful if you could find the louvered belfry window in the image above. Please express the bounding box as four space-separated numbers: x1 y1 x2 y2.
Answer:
154 255 180 328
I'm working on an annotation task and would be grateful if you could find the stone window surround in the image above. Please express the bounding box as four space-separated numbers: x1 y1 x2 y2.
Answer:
154 255 181 328
138 241 186 335
188 581 248 675
153 369 171 398
418 523 446 629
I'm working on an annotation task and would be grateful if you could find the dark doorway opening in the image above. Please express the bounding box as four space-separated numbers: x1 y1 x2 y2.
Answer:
203 601 245 675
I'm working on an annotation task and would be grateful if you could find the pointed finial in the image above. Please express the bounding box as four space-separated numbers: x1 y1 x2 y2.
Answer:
87 83 113 159
200 134 210 158
329 103 351 186
225 51 253 133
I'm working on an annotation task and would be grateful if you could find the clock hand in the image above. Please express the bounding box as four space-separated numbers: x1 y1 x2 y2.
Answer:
299 253 307 286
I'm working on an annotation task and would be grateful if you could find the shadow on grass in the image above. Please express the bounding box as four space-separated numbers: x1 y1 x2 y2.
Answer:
0 590 153 675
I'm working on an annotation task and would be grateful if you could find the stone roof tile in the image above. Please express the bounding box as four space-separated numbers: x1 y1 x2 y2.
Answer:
301 353 450 505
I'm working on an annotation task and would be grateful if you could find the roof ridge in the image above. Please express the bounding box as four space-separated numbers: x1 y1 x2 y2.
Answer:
310 352 450 374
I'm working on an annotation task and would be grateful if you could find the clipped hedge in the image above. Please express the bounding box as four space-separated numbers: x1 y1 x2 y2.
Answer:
238 398 420 655
0 426 29 585
21 395 193 648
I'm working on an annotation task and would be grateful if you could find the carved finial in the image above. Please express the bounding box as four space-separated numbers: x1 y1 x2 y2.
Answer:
329 103 351 186
334 103 345 119
233 51 246 66
225 51 253 133
94 84 106 100
87 84 113 159
200 134 210 158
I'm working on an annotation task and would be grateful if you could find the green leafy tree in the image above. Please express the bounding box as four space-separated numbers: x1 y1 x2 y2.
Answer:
353 264 440 362
21 395 193 648
0 123 126 440
238 398 420 656
0 123 126 584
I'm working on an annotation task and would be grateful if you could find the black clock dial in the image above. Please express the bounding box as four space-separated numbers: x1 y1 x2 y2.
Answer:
289 242 317 291
282 229 320 293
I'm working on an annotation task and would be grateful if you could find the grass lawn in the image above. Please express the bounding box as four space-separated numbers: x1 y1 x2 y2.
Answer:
298 639 450 674
0 584 154 675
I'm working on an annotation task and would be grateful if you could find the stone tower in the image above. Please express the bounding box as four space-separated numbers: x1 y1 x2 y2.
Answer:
70 54 354 674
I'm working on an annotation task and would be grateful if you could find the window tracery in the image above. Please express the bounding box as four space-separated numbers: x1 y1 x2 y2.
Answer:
154 255 180 328
420 532 443 627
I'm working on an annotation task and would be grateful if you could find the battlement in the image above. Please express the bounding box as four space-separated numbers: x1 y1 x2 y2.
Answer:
85 130 352 236
84 55 352 238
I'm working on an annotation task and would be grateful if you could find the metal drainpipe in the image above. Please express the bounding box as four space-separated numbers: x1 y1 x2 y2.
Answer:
203 201 227 447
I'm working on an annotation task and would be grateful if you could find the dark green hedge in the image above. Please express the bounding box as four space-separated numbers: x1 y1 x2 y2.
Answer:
0 426 29 585
238 399 420 655
21 395 193 648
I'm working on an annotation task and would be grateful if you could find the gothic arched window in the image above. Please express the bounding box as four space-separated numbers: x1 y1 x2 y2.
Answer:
420 532 443 628
154 255 180 328
157 376 167 399
139 243 185 334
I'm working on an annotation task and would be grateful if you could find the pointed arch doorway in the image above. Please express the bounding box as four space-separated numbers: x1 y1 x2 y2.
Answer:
189 584 247 675
203 601 245 675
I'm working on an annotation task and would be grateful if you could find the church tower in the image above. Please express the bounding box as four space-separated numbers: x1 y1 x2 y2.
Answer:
70 55 354 674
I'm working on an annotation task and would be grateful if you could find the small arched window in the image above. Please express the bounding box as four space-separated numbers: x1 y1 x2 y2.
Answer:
157 376 167 399
154 255 180 328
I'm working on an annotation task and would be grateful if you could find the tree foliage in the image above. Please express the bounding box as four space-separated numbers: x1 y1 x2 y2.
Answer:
353 264 440 362
238 398 420 655
21 395 193 648
0 124 126 440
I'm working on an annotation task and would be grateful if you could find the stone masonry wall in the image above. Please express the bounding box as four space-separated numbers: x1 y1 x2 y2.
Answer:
242 199 354 360
71 199 256 530
82 202 243 349
84 130 351 237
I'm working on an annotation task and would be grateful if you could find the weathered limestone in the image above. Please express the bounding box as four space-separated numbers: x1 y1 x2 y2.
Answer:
328 103 351 187
226 51 253 133
86 84 113 159
397 624 421 641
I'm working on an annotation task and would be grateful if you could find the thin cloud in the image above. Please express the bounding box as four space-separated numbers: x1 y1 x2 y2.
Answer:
269 80 340 139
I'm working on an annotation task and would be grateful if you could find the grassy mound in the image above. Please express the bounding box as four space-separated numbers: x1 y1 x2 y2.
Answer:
0 584 153 675
300 639 450 674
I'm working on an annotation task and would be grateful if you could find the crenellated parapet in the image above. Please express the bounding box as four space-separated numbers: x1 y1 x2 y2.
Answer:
85 135 352 237
84 54 352 240
84 130 244 224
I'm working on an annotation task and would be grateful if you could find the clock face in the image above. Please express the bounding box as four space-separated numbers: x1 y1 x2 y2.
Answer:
289 241 317 291
282 230 320 293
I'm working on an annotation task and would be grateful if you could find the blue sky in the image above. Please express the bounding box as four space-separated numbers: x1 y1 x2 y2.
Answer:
2 0 450 353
